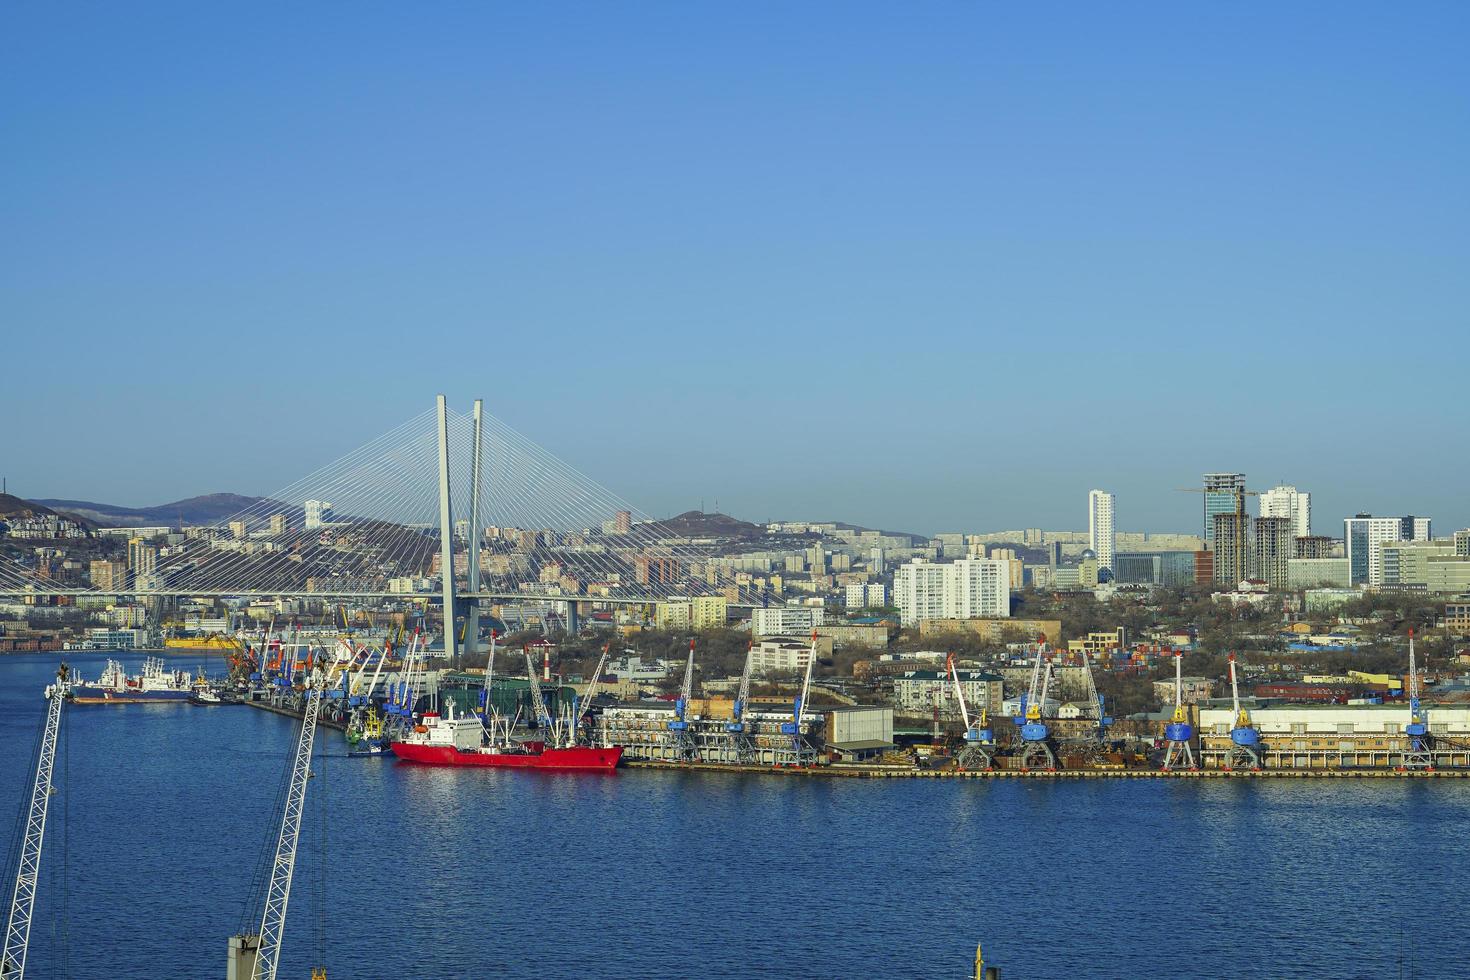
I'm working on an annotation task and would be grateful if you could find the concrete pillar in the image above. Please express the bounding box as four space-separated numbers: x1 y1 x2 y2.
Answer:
227 933 259 980
436 394 458 665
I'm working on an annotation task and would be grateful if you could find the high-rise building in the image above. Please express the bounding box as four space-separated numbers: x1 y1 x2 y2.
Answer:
126 538 158 579
1253 517 1292 588
1087 489 1115 576
1212 513 1250 587
228 520 247 540
893 558 1009 626
1344 514 1433 586
614 510 632 534
89 559 128 592
1294 536 1337 559
268 513 287 536
1202 473 1246 545
304 500 333 530
1455 529 1470 557
1260 485 1311 538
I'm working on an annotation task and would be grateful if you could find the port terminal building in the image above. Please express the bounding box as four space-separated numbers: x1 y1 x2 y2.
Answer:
1198 703 1470 770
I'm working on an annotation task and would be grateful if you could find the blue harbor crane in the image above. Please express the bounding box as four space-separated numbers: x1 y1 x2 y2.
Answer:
947 653 994 770
725 643 758 762
1223 653 1260 771
1400 629 1433 771
667 640 699 762
1160 649 1197 771
2 665 68 980
777 633 819 766
1016 640 1057 771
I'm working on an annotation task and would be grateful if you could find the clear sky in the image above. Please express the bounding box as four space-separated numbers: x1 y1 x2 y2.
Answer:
3 2 1467 536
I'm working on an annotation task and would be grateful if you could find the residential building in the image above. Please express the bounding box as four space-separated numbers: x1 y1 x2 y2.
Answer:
892 669 1003 719
126 538 158 579
1344 514 1432 586
1151 676 1214 705
814 623 891 650
1253 516 1293 588
228 520 247 540
1088 489 1116 576
268 513 288 536
916 617 1062 645
1380 540 1456 588
1202 473 1246 546
614 510 632 534
1295 536 1337 559
1455 529 1470 557
1445 600 1470 633
690 596 728 630
88 559 128 592
845 581 889 609
893 558 1010 626
749 635 830 675
751 605 825 637
1260 485 1311 538
1211 512 1250 587
304 499 333 530
1286 558 1352 589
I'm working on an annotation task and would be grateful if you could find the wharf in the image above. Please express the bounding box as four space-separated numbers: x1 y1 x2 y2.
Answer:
245 698 346 732
624 760 1470 779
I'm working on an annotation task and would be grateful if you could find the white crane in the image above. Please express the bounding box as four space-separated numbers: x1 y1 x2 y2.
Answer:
1223 653 1260 771
1160 649 1197 771
230 655 332 980
568 643 611 745
2 665 68 980
947 653 994 770
777 632 819 766
523 651 556 744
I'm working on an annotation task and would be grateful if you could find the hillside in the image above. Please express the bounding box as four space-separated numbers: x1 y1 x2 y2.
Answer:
0 493 60 519
655 511 765 539
33 493 273 528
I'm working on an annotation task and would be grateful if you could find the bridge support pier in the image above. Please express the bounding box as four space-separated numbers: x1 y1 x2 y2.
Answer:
436 394 458 665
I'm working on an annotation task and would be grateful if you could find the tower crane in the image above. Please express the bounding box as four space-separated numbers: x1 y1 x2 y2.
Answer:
666 640 699 762
1400 629 1433 771
725 643 757 763
777 632 819 767
2 664 68 980
1016 640 1057 771
1223 653 1260 771
229 655 330 980
947 653 994 770
1160 649 1197 771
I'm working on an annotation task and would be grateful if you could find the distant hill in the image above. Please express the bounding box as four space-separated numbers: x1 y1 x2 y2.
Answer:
655 511 765 539
0 494 62 519
33 493 278 528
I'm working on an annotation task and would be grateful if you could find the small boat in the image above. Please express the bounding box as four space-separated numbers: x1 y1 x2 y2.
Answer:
190 689 222 705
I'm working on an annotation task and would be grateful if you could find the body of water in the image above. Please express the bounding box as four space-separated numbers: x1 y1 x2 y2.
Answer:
0 652 1463 979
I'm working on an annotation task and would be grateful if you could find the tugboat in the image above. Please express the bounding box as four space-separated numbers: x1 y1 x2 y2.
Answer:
390 701 622 771
70 657 195 704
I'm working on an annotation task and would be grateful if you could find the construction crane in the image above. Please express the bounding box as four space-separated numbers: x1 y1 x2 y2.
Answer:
1176 481 1261 585
1400 629 1433 771
777 632 819 767
1016 640 1057 771
1160 649 1197 771
2 664 68 980
947 653 994 770
1223 653 1260 771
725 643 757 763
229 658 329 980
666 640 698 762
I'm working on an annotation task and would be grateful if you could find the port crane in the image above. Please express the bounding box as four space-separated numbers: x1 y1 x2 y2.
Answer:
2 665 68 980
1160 649 1197 771
777 632 819 766
523 651 558 746
229 656 332 980
1223 653 1260 771
1060 645 1111 762
1400 629 1433 771
725 643 757 763
666 640 699 762
1016 640 1057 771
946 653 994 770
566 643 611 746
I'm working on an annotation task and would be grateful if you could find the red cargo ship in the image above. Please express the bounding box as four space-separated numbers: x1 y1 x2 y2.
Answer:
389 704 621 772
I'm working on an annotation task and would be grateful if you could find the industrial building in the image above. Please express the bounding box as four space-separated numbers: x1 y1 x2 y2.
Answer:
1198 703 1470 770
595 698 825 765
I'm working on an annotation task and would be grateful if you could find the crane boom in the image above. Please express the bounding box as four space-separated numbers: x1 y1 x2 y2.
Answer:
523 652 553 732
574 644 611 729
734 643 753 723
250 677 324 980
2 666 67 980
947 653 972 733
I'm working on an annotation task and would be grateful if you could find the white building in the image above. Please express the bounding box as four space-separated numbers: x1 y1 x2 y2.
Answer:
1344 514 1432 586
751 605 826 637
1088 489 1115 575
304 499 334 530
892 669 1002 718
845 581 889 609
893 558 1010 626
1260 485 1312 538
749 636 819 675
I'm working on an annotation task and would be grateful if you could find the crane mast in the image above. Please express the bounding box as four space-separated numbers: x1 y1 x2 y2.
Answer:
1017 640 1057 771
777 632 819 766
2 665 68 980
234 667 326 980
523 651 555 741
1223 653 1260 771
666 640 698 762
725 643 757 762
948 653 994 771
1401 629 1433 770
1160 649 1197 771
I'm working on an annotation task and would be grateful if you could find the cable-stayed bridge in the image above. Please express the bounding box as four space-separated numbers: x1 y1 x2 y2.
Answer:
2 396 777 659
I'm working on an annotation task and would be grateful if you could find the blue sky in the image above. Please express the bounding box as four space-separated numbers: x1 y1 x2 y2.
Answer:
2 2 1466 535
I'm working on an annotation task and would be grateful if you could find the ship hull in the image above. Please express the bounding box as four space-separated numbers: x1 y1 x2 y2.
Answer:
389 742 622 771
69 687 194 704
